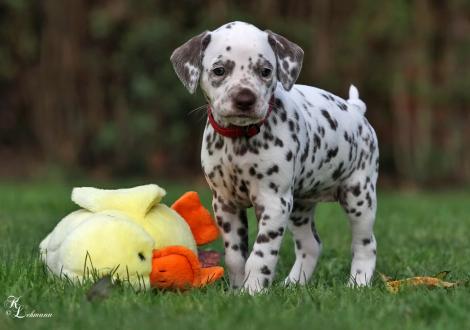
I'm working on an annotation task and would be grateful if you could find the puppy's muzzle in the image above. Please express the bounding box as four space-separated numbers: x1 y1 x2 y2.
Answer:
233 88 257 112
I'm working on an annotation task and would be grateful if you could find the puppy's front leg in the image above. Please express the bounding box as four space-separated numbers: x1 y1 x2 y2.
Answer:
244 192 293 294
212 196 248 289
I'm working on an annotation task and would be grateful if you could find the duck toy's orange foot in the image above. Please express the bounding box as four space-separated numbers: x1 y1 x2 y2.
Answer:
150 246 224 289
149 191 224 290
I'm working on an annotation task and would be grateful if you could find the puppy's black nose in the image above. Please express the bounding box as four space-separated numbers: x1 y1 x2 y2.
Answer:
234 88 257 111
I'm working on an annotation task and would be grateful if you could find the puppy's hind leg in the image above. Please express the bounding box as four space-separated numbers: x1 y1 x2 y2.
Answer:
284 201 322 285
340 179 377 286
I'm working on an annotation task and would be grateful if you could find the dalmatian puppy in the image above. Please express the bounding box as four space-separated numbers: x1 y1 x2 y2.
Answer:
170 21 379 294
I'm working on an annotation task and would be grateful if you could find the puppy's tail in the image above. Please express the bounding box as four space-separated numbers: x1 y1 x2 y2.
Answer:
347 85 367 115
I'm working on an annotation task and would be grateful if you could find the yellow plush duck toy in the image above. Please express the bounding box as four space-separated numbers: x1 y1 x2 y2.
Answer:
39 184 224 290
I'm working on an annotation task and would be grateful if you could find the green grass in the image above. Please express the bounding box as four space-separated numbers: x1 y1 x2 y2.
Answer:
1 181 469 330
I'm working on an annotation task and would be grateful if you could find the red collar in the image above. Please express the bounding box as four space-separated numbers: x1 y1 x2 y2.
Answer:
207 97 275 138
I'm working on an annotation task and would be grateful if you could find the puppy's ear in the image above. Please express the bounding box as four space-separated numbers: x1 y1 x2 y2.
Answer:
170 31 211 94
266 30 304 91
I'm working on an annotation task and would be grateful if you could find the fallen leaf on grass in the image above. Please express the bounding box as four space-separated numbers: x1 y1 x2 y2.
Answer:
379 271 460 293
86 275 115 302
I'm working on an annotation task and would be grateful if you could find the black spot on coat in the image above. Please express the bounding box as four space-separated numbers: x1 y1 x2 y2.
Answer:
321 109 338 130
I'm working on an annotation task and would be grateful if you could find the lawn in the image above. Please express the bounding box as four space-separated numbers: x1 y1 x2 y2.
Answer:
1 180 469 330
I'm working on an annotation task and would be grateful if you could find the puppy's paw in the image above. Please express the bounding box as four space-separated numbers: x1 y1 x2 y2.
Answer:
243 276 269 295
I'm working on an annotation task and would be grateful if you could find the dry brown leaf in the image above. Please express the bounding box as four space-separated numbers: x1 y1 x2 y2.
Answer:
378 271 459 293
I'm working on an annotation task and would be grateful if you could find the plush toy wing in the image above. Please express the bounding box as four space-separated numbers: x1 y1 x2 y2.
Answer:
171 192 219 245
72 184 166 219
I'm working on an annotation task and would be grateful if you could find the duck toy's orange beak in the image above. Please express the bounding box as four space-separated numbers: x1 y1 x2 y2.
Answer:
149 191 224 289
150 246 224 289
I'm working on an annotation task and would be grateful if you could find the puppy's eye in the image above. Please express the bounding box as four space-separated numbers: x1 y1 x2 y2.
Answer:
212 67 225 76
261 68 272 78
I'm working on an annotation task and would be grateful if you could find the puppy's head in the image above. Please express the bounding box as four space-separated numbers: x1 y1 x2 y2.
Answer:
171 21 303 127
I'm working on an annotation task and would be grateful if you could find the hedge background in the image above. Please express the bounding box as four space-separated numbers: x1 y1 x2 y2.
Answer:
1 0 469 186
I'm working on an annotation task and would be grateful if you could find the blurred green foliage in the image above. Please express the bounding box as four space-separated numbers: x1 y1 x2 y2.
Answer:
0 0 469 185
